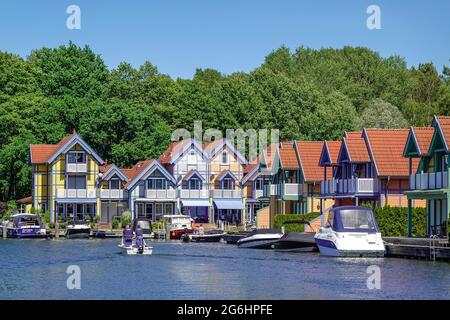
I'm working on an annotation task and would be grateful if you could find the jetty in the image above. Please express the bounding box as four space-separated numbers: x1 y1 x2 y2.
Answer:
384 237 450 262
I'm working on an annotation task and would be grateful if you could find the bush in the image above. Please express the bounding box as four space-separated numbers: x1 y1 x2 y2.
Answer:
121 211 132 228
111 218 120 230
374 206 427 237
274 212 321 233
42 211 50 224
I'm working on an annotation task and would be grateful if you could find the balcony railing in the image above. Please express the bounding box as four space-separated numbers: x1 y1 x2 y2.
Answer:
145 189 176 199
180 189 209 199
66 163 87 173
57 189 96 199
320 178 378 195
253 189 264 199
211 189 243 198
263 184 277 197
409 172 448 190
281 183 303 197
100 189 127 199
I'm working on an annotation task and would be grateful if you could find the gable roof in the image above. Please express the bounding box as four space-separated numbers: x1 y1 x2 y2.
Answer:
319 140 341 167
342 137 371 163
203 139 247 164
216 169 239 181
158 138 207 165
277 141 299 169
124 159 177 189
296 141 331 182
433 116 450 152
100 163 129 181
403 127 435 157
30 133 104 165
183 169 206 182
364 129 419 177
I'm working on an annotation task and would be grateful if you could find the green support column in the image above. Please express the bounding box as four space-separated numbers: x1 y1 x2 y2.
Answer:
407 157 413 237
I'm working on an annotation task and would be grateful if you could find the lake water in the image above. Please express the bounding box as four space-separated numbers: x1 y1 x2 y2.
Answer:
0 239 449 300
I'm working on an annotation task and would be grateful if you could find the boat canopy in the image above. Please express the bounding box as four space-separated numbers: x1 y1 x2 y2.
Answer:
329 206 380 233
213 200 243 210
181 200 210 207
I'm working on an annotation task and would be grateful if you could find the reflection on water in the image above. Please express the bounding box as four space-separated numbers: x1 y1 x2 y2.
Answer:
0 239 449 300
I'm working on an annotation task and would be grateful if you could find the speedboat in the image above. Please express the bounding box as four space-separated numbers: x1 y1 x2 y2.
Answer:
165 215 194 240
273 232 318 252
65 220 91 239
184 230 226 243
237 229 284 249
132 218 154 239
5 214 47 238
314 206 385 257
118 228 152 255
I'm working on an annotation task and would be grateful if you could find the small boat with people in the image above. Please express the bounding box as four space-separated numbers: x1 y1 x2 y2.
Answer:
237 228 284 249
165 215 194 240
65 220 91 239
314 206 385 257
4 213 47 238
132 218 154 239
118 228 153 255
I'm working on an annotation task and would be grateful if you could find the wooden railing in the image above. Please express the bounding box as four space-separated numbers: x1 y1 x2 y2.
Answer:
409 172 449 190
320 178 378 195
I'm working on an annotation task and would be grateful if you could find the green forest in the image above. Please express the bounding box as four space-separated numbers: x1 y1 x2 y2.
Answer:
0 42 449 204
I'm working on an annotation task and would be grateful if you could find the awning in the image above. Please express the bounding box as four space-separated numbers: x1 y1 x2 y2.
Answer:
213 199 243 210
181 200 211 207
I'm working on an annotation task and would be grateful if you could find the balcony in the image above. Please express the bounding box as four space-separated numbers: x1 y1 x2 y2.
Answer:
320 178 378 195
280 183 303 197
145 189 176 199
263 184 278 197
66 163 87 173
180 189 209 199
253 189 264 199
57 189 96 199
409 172 448 190
211 189 243 199
100 189 127 199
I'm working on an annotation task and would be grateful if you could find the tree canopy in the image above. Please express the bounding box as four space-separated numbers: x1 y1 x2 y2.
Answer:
0 43 448 202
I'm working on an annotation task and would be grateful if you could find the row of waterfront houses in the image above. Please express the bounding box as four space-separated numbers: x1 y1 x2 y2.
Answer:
24 115 450 237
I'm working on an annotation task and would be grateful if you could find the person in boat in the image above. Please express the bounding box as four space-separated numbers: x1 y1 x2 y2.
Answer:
198 224 204 236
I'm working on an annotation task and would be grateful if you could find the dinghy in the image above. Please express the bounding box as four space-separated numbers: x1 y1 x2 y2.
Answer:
118 228 153 255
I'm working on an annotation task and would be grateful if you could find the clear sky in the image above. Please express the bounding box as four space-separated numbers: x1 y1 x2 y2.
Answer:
0 0 448 79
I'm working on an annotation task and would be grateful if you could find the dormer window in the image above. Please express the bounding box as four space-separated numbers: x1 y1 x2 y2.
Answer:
109 179 120 190
189 178 202 190
222 178 234 190
221 151 228 164
67 151 86 164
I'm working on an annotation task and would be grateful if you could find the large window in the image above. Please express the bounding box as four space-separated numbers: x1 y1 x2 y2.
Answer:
67 152 86 164
67 175 86 189
155 203 164 221
188 178 202 190
147 179 166 190
222 178 234 190
255 178 263 190
110 179 120 189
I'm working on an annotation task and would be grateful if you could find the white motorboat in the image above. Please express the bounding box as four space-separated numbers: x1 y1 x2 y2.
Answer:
65 220 91 239
237 229 284 249
118 228 153 255
314 206 385 257
165 215 194 240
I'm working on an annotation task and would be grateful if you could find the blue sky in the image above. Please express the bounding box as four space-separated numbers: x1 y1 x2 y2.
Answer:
0 0 448 78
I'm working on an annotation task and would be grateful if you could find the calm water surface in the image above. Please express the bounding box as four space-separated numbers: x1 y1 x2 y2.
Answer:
0 239 449 300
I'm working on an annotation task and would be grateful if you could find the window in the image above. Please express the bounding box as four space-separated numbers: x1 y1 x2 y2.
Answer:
222 178 234 190
66 204 74 220
147 179 166 190
110 179 120 190
57 204 64 221
165 203 173 215
67 152 86 164
86 204 95 217
155 203 164 221
145 203 153 220
221 151 228 164
67 175 86 189
189 178 202 190
39 203 48 213
255 179 263 190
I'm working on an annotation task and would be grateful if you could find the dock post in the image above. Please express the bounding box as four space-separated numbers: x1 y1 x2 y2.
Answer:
2 223 6 239
407 199 412 237
55 222 59 239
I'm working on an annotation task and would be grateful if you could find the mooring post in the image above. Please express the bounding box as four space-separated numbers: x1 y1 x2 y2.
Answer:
2 222 6 239
55 222 59 239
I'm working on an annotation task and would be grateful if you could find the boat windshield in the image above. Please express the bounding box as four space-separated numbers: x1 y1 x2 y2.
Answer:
16 216 40 226
334 209 379 233
136 220 151 230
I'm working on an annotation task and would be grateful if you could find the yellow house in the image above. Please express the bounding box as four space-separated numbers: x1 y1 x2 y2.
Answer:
204 139 247 224
30 132 104 223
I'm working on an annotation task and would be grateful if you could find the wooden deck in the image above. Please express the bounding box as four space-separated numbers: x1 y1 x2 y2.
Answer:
384 237 450 262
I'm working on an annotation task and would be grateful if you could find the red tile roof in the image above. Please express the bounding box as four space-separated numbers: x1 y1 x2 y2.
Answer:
278 141 299 169
263 143 277 169
122 159 153 187
365 129 419 177
412 127 434 155
158 140 185 164
345 131 362 139
326 141 341 164
436 116 450 149
345 137 370 162
18 196 32 204
244 163 257 175
30 134 74 164
296 141 330 182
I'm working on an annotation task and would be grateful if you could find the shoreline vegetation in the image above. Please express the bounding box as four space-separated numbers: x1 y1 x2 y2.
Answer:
0 42 449 213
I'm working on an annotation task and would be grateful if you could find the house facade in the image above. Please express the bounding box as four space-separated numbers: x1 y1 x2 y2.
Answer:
30 133 104 223
404 116 449 237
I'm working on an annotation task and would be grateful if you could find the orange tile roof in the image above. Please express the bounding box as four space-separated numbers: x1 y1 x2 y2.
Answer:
436 117 450 149
365 129 419 177
296 141 329 182
263 143 277 169
278 141 299 169
18 196 32 204
99 163 113 174
158 140 185 164
30 134 74 164
123 159 153 187
412 127 434 155
326 141 341 164
345 137 370 162
244 163 257 175
345 131 362 139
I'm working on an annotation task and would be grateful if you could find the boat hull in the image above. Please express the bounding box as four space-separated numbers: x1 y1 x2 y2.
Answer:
169 229 193 240
237 235 282 249
118 244 153 255
66 228 90 239
273 232 318 252
189 233 225 243
315 237 385 257
7 227 47 239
